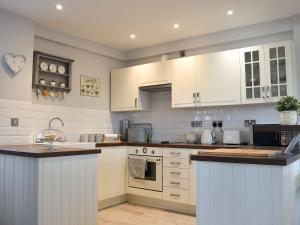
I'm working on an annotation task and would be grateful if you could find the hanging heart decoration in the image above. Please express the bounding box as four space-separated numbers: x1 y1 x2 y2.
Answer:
3 53 26 75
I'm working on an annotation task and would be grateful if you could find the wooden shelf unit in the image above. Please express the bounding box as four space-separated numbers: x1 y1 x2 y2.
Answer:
32 51 73 93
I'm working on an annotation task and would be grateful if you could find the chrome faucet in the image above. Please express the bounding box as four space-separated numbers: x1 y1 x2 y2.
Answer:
49 117 64 129
283 133 300 155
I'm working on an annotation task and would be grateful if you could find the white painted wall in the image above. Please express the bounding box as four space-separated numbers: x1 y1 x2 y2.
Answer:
0 9 34 101
33 37 124 110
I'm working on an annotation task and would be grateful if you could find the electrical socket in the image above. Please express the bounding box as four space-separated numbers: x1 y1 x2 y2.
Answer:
212 120 223 128
191 121 202 127
244 120 256 127
11 118 19 127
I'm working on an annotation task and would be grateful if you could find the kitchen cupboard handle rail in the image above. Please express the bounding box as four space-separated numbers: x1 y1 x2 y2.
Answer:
197 92 200 103
169 193 181 198
170 162 181 165
170 181 181 185
193 93 196 103
170 171 181 175
170 152 181 156
134 98 137 108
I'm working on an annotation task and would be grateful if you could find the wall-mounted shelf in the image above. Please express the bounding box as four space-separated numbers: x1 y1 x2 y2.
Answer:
32 51 73 95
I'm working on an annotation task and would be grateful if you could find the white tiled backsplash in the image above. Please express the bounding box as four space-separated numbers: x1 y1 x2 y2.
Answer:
0 98 124 145
124 91 287 143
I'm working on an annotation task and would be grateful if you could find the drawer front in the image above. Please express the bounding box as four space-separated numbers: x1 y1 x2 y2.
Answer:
163 187 189 203
163 167 189 179
164 177 189 189
164 157 189 169
163 148 190 159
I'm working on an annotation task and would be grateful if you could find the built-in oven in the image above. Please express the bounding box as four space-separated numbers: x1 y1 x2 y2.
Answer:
128 147 163 192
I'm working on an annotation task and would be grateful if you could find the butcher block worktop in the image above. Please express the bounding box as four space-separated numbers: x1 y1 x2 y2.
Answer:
0 144 101 158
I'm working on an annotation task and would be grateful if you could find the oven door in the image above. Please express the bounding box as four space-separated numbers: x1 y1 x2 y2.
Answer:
128 155 163 192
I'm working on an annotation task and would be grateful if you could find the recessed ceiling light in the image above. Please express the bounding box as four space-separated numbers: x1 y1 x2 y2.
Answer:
130 34 136 39
227 10 233 15
56 4 63 10
174 24 180 29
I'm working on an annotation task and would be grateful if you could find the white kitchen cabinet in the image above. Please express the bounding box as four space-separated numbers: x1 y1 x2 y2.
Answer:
240 41 293 104
264 41 293 102
98 147 127 201
240 45 266 104
197 50 241 106
172 56 198 108
139 61 172 86
111 66 150 112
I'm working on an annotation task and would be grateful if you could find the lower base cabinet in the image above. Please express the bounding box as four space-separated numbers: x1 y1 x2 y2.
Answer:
98 147 127 201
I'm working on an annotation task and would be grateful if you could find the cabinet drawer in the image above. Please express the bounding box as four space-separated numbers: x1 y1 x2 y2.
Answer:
163 148 190 159
164 158 189 169
163 167 189 179
163 187 189 203
164 177 189 189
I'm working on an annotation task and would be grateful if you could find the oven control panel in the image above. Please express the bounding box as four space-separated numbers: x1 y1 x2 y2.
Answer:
128 146 163 156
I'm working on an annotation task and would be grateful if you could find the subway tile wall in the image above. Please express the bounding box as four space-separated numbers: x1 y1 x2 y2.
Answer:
0 98 124 145
124 91 287 143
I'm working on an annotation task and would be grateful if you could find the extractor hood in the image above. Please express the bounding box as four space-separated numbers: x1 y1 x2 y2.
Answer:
139 84 171 92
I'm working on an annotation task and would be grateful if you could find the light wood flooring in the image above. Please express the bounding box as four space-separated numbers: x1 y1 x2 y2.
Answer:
98 203 196 225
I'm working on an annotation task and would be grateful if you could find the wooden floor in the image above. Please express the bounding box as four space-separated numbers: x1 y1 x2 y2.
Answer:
98 203 196 225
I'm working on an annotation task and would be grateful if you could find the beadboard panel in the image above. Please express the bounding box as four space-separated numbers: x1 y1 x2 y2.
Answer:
0 154 38 225
0 154 99 225
38 155 99 225
196 161 300 225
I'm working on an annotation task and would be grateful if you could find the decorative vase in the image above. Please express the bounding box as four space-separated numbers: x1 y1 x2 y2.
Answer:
280 111 298 125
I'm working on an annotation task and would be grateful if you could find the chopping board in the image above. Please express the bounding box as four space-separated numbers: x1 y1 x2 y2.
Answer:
198 148 282 157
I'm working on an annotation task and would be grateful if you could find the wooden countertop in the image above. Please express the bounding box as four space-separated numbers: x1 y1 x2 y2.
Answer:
0 144 101 158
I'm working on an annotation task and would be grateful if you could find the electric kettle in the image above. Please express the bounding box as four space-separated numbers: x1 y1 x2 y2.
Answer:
201 129 217 144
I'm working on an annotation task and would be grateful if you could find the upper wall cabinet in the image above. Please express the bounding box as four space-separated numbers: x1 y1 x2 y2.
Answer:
240 41 293 104
111 66 150 112
197 49 241 106
172 56 198 108
139 61 172 87
264 41 293 101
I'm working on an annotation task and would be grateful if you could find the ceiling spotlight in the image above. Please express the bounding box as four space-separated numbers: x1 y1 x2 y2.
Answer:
56 4 63 10
130 34 136 39
174 24 180 29
227 10 233 15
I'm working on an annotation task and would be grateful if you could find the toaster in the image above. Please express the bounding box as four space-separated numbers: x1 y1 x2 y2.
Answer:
223 130 242 145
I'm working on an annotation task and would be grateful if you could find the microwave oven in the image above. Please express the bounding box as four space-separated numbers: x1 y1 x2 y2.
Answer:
251 124 300 146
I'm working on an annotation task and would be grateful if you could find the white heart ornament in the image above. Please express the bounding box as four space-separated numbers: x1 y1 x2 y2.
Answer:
3 53 26 74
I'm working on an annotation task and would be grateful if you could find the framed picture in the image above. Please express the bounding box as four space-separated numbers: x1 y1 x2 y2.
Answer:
80 75 100 97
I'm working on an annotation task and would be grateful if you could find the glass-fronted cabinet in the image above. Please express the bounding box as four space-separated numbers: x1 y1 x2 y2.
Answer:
264 41 293 101
240 41 293 104
240 46 266 104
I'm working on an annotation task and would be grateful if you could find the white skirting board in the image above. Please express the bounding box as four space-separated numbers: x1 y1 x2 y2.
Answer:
0 154 99 225
196 161 300 225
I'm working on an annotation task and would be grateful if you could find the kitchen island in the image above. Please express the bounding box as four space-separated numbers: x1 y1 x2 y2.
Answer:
191 147 300 225
0 144 101 225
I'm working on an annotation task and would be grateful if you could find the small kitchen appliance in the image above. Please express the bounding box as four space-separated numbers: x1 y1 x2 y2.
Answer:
201 129 217 144
223 130 242 144
128 123 152 143
251 124 300 146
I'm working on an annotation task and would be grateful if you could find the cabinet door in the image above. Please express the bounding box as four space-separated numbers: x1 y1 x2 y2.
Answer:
111 66 139 111
264 41 293 102
189 150 198 205
197 50 241 106
172 56 197 108
98 147 127 201
139 61 171 86
240 46 266 104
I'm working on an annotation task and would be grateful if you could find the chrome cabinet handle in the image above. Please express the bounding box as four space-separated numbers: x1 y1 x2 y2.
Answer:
170 171 181 175
170 181 181 185
197 92 200 103
193 93 196 103
134 98 137 108
170 162 181 166
261 86 266 98
266 86 270 98
170 193 181 198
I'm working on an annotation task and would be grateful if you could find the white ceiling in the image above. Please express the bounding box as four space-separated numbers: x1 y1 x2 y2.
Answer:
0 0 299 51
